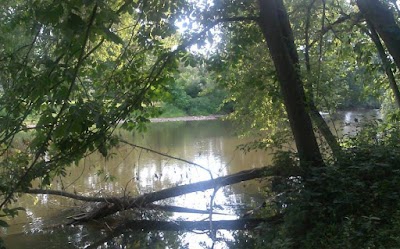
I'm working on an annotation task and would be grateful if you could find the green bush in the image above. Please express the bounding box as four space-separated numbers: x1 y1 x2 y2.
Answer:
285 124 400 248
159 103 187 118
185 82 203 98
186 96 213 115
230 122 400 248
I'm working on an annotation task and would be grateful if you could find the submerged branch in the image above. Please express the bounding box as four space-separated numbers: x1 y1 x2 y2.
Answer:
146 203 229 216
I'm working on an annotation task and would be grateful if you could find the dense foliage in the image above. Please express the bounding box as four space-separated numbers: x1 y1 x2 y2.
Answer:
228 121 400 248
0 0 192 207
161 64 231 116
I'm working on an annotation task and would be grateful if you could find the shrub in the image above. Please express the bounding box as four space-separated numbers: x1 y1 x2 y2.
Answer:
285 123 400 248
232 122 400 248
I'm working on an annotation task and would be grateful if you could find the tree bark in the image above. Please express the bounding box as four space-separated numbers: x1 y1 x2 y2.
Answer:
363 21 400 108
258 0 323 169
357 0 400 71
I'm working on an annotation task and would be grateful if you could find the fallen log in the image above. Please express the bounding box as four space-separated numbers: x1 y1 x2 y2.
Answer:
25 165 300 222
130 166 273 205
145 203 229 215
26 165 273 203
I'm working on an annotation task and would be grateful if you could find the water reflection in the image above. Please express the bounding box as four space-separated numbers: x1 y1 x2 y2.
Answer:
3 110 380 248
333 109 381 137
4 120 271 248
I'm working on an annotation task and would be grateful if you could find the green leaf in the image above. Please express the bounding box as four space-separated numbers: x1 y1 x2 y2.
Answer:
102 28 123 44
67 13 86 30
83 0 95 5
0 220 9 228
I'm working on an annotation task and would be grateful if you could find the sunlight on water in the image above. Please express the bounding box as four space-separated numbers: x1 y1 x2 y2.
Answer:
4 120 271 248
3 111 380 248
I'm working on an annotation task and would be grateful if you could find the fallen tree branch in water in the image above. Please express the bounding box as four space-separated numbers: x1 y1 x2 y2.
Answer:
25 165 300 222
129 166 273 204
146 203 229 216
86 216 283 249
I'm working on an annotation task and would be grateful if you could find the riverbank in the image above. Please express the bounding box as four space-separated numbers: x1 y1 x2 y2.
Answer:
150 115 224 123
24 115 225 128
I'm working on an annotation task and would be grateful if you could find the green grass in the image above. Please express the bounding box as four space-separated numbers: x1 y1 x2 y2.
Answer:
159 104 187 118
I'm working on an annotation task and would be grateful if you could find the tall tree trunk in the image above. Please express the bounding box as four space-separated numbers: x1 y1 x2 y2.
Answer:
357 0 400 71
258 0 323 169
363 21 400 107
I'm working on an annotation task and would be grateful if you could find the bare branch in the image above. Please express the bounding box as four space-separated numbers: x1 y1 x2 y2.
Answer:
309 12 362 48
120 140 213 176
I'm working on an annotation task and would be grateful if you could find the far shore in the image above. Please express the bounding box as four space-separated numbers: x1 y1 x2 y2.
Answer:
24 115 225 128
150 115 224 123
25 109 378 128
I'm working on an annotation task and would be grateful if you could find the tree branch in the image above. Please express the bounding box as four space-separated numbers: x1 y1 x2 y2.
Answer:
0 4 100 210
129 166 273 205
25 166 275 204
309 12 362 48
120 140 212 176
24 165 295 222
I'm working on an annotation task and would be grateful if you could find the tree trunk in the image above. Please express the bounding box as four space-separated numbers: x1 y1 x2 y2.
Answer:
258 0 323 169
363 21 400 107
357 0 400 71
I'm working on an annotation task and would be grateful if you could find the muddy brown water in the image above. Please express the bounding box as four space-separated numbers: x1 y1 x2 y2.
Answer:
2 110 380 248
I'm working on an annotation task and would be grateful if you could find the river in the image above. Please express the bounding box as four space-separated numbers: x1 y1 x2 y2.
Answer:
2 110 380 248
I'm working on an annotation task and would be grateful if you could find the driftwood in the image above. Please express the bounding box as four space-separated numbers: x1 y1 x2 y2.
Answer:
26 165 282 222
